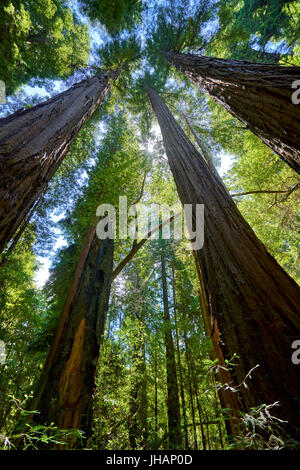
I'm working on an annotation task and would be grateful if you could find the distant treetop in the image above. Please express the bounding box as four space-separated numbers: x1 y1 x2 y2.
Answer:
81 0 143 35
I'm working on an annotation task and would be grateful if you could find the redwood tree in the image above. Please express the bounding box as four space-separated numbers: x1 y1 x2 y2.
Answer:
0 70 118 255
28 212 176 446
29 227 114 446
147 86 300 440
165 51 300 174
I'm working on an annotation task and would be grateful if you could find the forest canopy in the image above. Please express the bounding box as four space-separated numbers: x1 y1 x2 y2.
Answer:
0 0 299 453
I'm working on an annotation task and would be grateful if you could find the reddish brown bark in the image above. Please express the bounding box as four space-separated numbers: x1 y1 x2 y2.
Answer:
165 51 300 174
147 87 300 440
193 256 242 438
29 232 114 446
0 70 118 255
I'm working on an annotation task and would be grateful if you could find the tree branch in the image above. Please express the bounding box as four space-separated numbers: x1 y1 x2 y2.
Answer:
231 184 300 210
112 212 181 281
132 172 148 205
268 182 300 209
230 188 297 197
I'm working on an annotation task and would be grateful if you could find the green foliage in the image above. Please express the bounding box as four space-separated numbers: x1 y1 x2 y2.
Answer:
146 0 216 83
148 0 215 53
97 37 142 108
1 399 84 449
125 73 166 137
99 37 141 72
234 0 300 48
0 228 47 433
64 113 147 244
33 114 148 355
81 0 143 35
0 0 90 94
231 403 298 450
211 0 300 61
92 339 132 449
208 99 299 282
1 0 299 451
281 41 300 66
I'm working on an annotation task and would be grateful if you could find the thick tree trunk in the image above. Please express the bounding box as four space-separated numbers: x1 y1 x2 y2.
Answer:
165 51 300 174
0 69 118 254
194 265 242 439
0 196 38 269
182 112 214 172
147 87 300 440
29 231 114 447
160 250 182 449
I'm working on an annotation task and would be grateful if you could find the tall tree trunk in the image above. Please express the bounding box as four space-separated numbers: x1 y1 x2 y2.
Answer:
0 70 118 254
0 192 44 269
248 49 282 64
154 347 159 443
160 249 182 449
172 266 189 449
29 229 114 447
182 317 206 450
165 51 300 174
147 87 300 440
195 271 242 439
182 112 214 172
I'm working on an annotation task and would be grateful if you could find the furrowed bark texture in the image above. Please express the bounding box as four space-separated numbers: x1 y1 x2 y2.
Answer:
193 257 242 438
30 234 114 446
161 250 182 449
0 70 118 254
147 87 300 439
165 51 300 174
